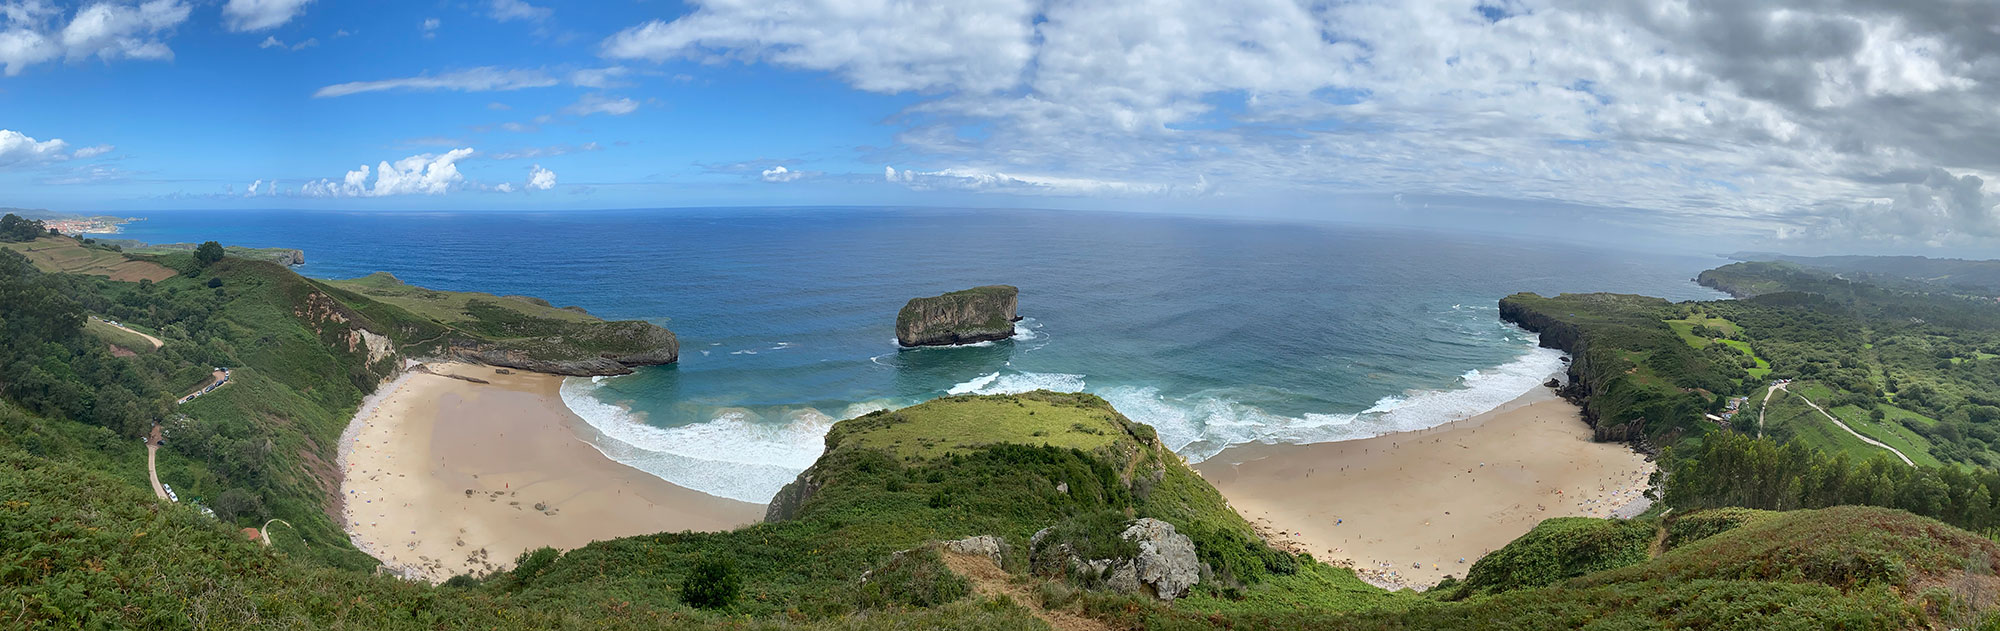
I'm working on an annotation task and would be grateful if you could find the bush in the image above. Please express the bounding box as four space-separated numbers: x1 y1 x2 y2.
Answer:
856 547 971 609
681 554 742 609
511 546 560 583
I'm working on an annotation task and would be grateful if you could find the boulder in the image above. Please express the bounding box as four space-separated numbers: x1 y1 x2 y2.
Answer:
896 286 1019 347
1029 517 1200 601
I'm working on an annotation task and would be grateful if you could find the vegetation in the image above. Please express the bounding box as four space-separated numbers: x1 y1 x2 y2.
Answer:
0 213 52 242
7 240 2000 629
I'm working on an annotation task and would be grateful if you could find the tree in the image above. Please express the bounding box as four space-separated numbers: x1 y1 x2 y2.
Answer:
0 214 46 242
193 241 226 267
680 554 742 609
206 277 223 289
212 487 266 523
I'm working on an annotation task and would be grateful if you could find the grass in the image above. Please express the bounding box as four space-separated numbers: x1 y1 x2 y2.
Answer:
83 317 158 353
324 271 598 326
828 392 1133 461
0 236 175 282
1666 315 1772 380
1788 382 1941 467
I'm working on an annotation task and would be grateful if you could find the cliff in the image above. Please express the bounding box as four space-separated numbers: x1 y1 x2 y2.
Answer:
449 319 678 376
896 285 1019 347
1499 292 1707 451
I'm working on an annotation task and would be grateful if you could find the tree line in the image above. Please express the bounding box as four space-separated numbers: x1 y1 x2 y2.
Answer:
1664 431 2000 535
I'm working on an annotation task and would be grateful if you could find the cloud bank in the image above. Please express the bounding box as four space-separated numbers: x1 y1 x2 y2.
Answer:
607 0 2000 245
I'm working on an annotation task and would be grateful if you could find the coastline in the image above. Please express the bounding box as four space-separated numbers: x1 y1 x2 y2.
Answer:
1195 384 1655 590
338 362 764 582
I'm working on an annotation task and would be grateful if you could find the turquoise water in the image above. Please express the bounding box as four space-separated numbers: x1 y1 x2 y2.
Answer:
103 208 1726 502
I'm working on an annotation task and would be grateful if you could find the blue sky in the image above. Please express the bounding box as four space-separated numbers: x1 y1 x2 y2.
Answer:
2 0 1998 252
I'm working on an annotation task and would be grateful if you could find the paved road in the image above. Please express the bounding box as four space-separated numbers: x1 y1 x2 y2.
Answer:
1757 384 1778 437
178 368 231 405
1780 383 1915 467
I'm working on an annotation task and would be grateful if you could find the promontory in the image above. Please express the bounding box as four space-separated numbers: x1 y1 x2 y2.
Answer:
896 285 1020 347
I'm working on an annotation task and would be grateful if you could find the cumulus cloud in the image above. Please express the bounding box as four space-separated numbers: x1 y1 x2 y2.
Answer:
0 129 111 167
563 93 638 116
760 165 804 183
0 0 190 75
299 148 474 197
527 164 555 190
222 0 310 32
421 17 438 38
603 0 2000 245
487 0 550 23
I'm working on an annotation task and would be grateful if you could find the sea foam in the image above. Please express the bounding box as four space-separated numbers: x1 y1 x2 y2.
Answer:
560 380 844 503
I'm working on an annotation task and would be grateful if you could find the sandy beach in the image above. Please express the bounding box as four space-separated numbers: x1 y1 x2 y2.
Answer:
1195 386 1654 590
339 363 764 582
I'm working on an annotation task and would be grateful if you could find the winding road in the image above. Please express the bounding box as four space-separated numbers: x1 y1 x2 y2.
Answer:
1778 383 1915 467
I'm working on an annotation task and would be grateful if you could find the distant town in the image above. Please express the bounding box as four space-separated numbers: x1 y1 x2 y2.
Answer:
42 215 137 235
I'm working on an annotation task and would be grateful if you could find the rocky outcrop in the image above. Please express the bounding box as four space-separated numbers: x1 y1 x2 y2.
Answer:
1030 517 1200 601
896 286 1019 347
763 464 824 522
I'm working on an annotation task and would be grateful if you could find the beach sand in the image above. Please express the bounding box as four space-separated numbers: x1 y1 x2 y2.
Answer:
340 363 764 582
1194 386 1654 590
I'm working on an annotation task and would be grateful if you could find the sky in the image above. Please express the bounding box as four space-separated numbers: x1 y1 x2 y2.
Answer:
1 0 1997 254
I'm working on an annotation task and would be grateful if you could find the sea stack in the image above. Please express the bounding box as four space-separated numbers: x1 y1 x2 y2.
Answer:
896 285 1020 347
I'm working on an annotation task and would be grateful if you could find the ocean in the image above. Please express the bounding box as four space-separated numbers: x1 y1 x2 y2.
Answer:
100 207 1728 502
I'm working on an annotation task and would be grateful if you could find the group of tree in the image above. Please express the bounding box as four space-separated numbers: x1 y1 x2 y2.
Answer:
0 213 52 242
1664 432 2000 535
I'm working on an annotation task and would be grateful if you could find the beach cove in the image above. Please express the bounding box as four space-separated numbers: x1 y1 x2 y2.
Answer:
1196 385 1655 590
338 363 763 582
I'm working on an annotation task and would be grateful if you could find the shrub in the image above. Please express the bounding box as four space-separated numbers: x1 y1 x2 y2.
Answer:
856 547 971 609
681 554 743 609
510 546 560 583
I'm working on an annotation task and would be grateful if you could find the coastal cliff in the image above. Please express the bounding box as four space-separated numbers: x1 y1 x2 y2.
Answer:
450 320 678 376
896 285 1019 347
1499 292 1698 451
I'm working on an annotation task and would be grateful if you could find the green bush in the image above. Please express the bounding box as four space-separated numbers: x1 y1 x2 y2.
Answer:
681 554 743 609
857 547 971 609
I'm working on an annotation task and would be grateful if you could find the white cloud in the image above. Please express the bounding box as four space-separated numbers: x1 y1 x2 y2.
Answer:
563 93 638 116
487 0 550 23
601 1 1036 93
527 164 555 190
223 0 310 32
0 0 190 75
299 148 474 197
245 178 280 196
421 17 438 38
885 165 1205 197
314 66 632 98
603 0 2000 245
760 165 804 182
314 66 559 97
258 34 315 51
0 129 112 167
494 182 515 193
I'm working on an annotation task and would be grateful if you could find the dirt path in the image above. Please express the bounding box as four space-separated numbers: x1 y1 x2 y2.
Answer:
178 368 231 404
1781 384 1914 467
1757 384 1778 437
942 552 1110 631
93 316 163 349
260 519 294 547
146 426 169 501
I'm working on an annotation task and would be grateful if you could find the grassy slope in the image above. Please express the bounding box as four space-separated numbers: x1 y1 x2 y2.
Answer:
323 272 598 326
83 317 158 353
0 236 175 282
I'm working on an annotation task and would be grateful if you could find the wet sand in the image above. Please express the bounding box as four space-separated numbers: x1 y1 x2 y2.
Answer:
339 363 764 582
1195 387 1654 590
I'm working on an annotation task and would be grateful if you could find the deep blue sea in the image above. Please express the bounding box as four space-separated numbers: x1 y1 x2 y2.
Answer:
99 208 1727 502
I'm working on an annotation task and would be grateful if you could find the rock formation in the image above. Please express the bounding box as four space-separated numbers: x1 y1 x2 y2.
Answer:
1029 517 1200 601
896 285 1020 347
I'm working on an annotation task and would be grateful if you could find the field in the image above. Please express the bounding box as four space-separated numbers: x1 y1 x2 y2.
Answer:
1760 382 1943 467
1666 314 1772 380
0 237 175 282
